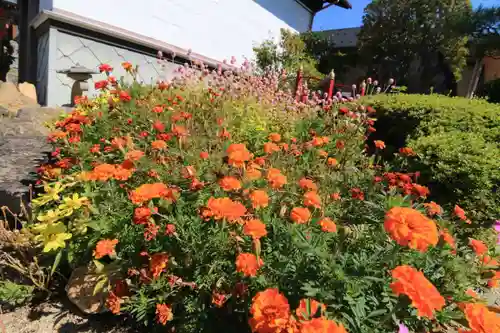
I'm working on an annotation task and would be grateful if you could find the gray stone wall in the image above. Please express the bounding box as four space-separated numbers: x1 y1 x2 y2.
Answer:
40 29 179 106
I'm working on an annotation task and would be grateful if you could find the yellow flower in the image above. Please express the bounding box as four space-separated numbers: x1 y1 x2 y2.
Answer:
32 182 65 207
33 222 72 252
36 209 64 224
58 193 88 216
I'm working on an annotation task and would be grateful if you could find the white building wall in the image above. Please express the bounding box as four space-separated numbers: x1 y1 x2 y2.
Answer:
47 0 312 62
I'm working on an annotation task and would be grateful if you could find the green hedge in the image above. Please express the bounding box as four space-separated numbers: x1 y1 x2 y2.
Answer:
365 94 500 224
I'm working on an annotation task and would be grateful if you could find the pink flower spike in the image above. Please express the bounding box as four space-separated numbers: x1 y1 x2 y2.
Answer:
494 220 500 232
398 324 409 333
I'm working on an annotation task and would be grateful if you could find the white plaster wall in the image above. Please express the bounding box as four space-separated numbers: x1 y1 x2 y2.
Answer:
48 0 311 62
43 29 179 106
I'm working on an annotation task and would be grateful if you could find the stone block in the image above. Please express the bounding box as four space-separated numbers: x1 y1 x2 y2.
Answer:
0 81 39 116
18 82 37 102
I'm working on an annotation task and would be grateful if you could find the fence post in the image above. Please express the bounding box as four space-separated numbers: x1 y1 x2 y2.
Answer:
295 66 303 102
327 70 335 99
360 80 366 96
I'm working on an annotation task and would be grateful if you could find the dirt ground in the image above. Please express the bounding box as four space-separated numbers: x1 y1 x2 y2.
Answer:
0 300 138 333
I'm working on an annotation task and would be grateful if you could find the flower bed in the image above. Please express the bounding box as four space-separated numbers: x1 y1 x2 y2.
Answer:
9 63 500 332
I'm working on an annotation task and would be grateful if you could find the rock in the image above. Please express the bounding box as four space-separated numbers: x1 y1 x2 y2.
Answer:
17 106 70 121
66 266 108 314
0 81 38 115
18 82 37 102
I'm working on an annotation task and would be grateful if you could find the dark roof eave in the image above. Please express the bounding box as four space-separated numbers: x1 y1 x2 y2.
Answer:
328 0 352 10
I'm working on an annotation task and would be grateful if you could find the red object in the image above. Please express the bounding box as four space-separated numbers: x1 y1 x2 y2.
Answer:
295 68 303 102
328 77 335 99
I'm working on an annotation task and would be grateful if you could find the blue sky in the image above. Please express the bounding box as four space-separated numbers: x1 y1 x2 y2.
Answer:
312 0 498 31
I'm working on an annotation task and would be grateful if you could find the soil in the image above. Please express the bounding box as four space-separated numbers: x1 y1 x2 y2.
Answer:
0 299 138 333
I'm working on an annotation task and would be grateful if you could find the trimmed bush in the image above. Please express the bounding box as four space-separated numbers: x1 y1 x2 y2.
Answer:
5 66 500 333
365 94 500 224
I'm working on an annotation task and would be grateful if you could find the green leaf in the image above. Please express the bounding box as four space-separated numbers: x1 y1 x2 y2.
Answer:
93 260 105 274
50 250 63 278
365 309 387 319
93 276 109 296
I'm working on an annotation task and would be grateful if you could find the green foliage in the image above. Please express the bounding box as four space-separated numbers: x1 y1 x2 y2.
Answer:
0 280 34 307
20 67 499 333
253 29 323 80
365 93 500 224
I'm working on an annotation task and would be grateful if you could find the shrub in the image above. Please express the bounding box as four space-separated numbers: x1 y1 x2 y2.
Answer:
365 94 500 224
17 64 500 333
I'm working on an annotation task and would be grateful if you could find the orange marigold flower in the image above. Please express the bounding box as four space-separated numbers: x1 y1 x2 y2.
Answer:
264 142 280 154
151 140 168 150
200 151 209 159
122 61 133 71
454 205 468 221
133 206 152 225
245 167 262 181
424 201 442 217
482 255 499 268
469 239 488 256
290 207 311 224
244 219 267 239
219 176 242 191
156 303 173 325
125 150 144 161
488 271 500 288
327 157 338 167
460 303 500 333
269 133 281 142
249 288 290 333
330 192 341 201
90 163 117 181
250 190 269 209
226 143 253 168
384 207 439 252
465 289 479 299
212 291 227 308
203 197 247 222
48 130 68 141
319 218 337 233
317 149 329 158
130 183 177 205
172 125 188 137
412 184 430 198
296 299 326 320
94 239 118 259
113 165 134 181
399 147 416 156
299 318 348 333
374 140 386 149
236 253 263 277
299 178 318 191
303 191 321 209
106 291 121 314
440 229 456 250
150 253 169 279
111 137 127 149
267 168 287 189
182 165 196 179
390 265 445 319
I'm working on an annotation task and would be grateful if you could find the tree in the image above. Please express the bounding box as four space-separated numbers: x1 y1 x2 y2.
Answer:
456 5 500 97
253 29 325 91
253 29 322 78
358 0 472 94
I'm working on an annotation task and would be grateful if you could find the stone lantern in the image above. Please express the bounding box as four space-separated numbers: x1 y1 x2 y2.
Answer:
57 64 99 106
